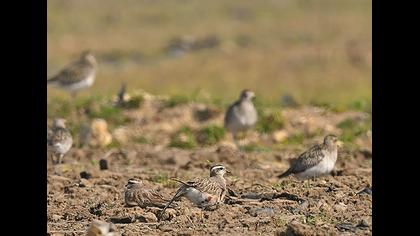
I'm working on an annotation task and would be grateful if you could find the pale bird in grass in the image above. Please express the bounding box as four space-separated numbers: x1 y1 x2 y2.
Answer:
224 89 257 144
47 118 73 165
159 164 229 219
47 50 97 98
277 135 342 180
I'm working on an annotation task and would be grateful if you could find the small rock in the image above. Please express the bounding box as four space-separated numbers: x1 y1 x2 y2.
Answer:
78 178 91 188
138 212 158 223
334 203 347 212
89 119 112 148
50 214 62 221
99 159 108 170
246 207 275 217
336 222 356 232
272 130 289 143
357 187 372 195
80 171 92 180
356 218 370 228
109 216 136 224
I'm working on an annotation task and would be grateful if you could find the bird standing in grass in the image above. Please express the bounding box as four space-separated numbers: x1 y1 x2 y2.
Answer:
124 179 178 209
47 51 97 99
47 118 73 165
278 135 342 180
224 89 257 145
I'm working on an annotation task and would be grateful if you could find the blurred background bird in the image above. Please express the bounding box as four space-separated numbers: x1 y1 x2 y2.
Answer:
47 50 97 99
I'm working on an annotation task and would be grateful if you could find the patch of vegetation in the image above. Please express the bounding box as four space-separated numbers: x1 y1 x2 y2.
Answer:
151 173 178 188
107 140 122 149
242 144 272 153
169 127 197 149
304 215 317 225
256 110 285 134
47 98 72 118
196 125 225 146
274 218 287 227
120 95 144 109
283 133 305 145
348 99 371 113
133 136 149 144
272 182 287 191
337 117 371 142
165 94 191 108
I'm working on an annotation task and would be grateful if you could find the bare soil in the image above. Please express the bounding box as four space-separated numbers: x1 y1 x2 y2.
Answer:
47 101 371 236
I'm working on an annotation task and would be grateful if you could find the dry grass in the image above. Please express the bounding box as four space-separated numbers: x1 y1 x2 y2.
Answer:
47 0 371 107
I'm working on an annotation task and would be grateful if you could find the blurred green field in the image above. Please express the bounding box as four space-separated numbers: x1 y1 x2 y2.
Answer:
47 0 371 109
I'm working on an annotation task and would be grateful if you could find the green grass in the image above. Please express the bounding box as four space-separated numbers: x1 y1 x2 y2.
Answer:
169 127 197 149
256 110 285 134
337 117 371 142
196 125 225 146
283 133 305 145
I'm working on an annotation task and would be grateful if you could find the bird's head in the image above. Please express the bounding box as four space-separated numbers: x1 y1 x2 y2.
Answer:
125 178 142 188
324 134 343 148
81 50 97 66
240 89 256 101
209 164 230 177
52 118 67 128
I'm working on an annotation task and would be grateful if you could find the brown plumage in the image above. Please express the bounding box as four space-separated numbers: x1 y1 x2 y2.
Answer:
47 118 73 164
124 179 178 209
278 135 340 180
159 164 229 219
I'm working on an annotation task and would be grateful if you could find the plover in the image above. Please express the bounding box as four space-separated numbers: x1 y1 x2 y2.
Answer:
47 118 73 165
47 51 97 98
86 220 118 236
277 135 341 180
159 164 229 218
124 179 178 208
224 89 258 142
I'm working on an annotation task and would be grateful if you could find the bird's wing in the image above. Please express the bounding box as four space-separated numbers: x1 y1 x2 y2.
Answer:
190 177 225 196
224 101 240 127
49 61 93 84
288 144 325 173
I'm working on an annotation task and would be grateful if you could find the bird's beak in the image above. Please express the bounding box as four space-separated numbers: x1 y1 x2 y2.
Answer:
337 141 344 147
226 169 232 175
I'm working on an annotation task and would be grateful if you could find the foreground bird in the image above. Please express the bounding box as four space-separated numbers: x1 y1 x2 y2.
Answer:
224 89 258 143
159 164 229 218
47 118 73 165
278 135 341 180
47 50 97 98
124 179 178 209
86 220 119 236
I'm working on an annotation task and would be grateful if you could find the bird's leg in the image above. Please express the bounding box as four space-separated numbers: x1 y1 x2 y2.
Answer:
51 153 57 165
58 154 64 165
232 132 240 149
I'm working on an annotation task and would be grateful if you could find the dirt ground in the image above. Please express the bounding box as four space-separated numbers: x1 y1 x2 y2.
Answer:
47 97 372 236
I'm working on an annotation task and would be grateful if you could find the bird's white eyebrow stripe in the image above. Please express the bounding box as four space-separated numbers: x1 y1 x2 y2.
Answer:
211 166 225 171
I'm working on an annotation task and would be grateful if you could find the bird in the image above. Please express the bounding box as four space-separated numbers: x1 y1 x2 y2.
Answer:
277 135 342 180
159 164 229 219
86 220 119 236
47 118 73 165
224 89 258 144
124 179 178 209
47 50 97 98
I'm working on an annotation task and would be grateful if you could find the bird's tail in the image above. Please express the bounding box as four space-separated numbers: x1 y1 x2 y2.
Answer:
277 169 292 179
170 178 193 187
158 186 185 221
47 77 58 84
